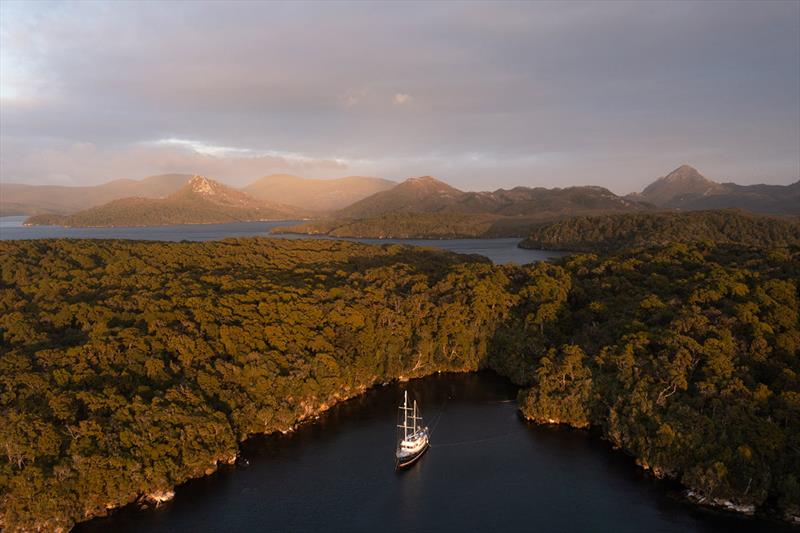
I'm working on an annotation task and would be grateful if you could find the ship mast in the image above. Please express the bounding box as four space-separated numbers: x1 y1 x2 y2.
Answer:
398 391 425 442
401 391 410 440
413 400 417 434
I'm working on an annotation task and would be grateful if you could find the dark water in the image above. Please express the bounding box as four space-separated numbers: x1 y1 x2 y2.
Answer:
0 217 294 243
0 217 560 265
75 373 791 533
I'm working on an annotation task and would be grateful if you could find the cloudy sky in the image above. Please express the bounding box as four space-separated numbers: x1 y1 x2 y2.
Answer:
1 1 798 193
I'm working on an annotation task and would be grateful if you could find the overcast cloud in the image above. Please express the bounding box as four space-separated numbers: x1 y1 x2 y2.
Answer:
1 0 798 192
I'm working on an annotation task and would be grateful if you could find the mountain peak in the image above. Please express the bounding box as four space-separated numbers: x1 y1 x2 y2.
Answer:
336 175 463 218
187 175 218 196
178 175 238 200
172 175 269 209
640 165 723 206
400 175 459 192
663 165 708 183
404 175 440 186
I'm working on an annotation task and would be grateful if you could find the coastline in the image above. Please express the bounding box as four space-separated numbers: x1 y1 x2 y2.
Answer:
69 370 799 531
518 412 800 526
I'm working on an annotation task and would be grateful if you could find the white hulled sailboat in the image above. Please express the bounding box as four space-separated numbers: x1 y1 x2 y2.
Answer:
396 391 429 468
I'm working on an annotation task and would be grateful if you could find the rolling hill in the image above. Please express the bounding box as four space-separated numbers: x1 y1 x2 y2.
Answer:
243 174 395 212
335 176 465 218
0 174 192 216
24 176 299 227
634 165 800 214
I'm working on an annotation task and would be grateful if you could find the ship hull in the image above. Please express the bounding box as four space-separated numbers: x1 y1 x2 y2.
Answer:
396 442 429 469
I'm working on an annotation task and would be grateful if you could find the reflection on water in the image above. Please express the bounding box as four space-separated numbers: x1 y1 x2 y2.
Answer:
74 373 792 533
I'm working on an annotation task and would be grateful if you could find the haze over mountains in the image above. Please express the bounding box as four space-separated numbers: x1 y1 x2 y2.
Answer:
25 176 299 227
1 173 394 217
0 174 192 216
244 174 395 212
7 165 799 229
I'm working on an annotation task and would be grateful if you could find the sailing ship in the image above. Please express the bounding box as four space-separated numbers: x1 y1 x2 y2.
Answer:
396 391 429 468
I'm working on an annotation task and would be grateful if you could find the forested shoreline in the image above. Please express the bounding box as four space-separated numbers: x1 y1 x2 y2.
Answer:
519 210 800 251
507 244 800 522
271 212 548 239
272 209 800 245
1 237 798 530
0 238 517 531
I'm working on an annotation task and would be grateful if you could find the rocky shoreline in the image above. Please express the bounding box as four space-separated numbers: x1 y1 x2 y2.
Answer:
523 414 799 526
69 374 799 531
67 381 379 531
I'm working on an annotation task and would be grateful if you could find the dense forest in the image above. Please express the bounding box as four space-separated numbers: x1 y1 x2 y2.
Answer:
274 209 800 244
499 243 800 522
1 237 799 530
0 239 516 531
273 212 570 239
274 213 501 238
520 210 800 251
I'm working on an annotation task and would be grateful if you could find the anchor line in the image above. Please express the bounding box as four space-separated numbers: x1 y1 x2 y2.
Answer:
428 396 449 433
427 397 516 438
429 431 514 448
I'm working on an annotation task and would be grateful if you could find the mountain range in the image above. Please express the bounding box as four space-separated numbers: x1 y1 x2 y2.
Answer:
0 174 192 216
337 175 648 219
1 173 393 217
276 175 654 238
273 167 798 238
25 176 299 227
7 165 799 230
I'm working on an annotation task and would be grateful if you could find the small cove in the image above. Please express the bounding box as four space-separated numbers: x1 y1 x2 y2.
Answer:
74 372 793 533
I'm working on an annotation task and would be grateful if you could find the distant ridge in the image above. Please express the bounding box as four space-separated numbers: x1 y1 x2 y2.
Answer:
0 174 192 216
25 175 299 227
336 175 649 219
243 174 395 212
3 173 396 216
8 165 798 223
635 165 800 214
275 175 653 238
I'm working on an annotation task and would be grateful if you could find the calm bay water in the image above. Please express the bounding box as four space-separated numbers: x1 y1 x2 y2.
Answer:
0 216 560 265
74 373 790 533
